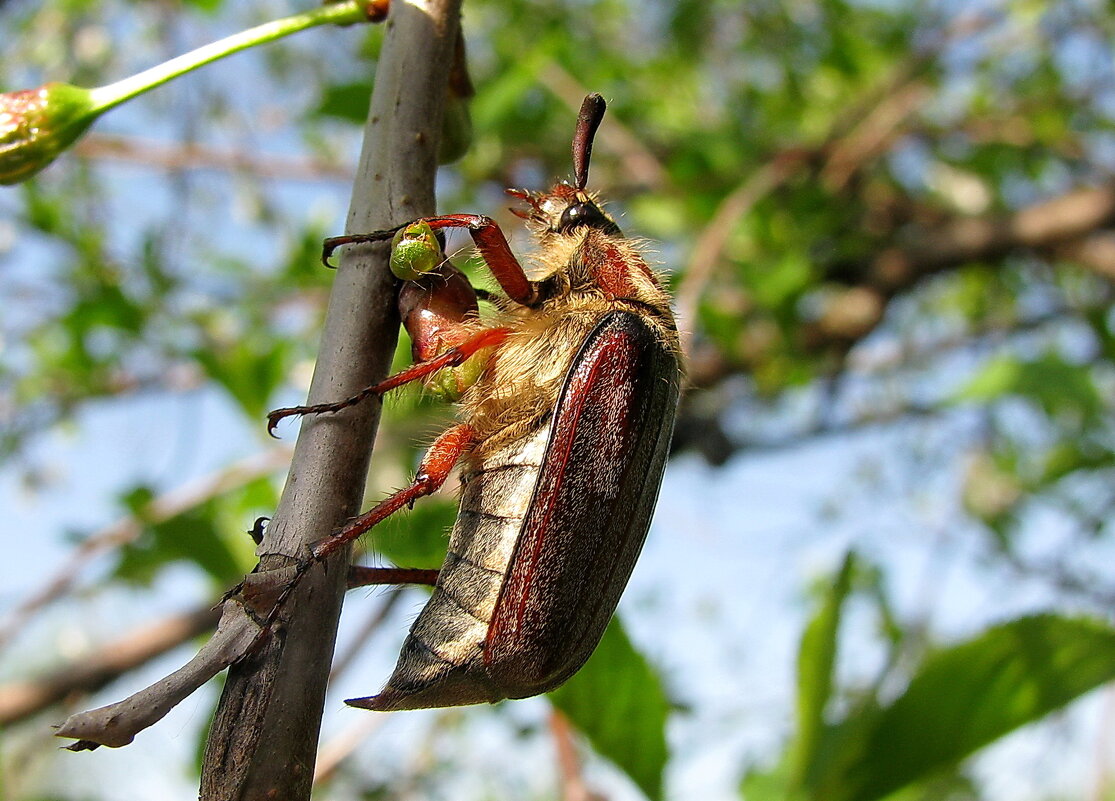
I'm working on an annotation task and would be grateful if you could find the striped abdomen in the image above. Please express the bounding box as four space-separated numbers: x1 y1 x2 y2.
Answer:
348 310 679 712
349 429 549 710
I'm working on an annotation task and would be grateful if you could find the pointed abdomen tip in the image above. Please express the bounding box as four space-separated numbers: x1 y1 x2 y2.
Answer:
345 692 397 711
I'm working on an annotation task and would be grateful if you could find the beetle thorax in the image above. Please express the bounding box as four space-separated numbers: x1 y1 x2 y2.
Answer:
527 227 670 318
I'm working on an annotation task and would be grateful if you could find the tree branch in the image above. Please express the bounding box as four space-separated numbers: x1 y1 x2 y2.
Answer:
51 1 461 795
74 133 353 181
197 3 461 799
804 182 1115 350
866 183 1115 292
36 570 405 738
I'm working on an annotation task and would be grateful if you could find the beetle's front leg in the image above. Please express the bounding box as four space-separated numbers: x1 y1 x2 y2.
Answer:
310 422 475 562
417 214 539 306
270 226 509 433
323 214 540 306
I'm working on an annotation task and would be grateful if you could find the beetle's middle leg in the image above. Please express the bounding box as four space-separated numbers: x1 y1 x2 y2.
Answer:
347 566 439 588
265 327 509 435
258 425 471 627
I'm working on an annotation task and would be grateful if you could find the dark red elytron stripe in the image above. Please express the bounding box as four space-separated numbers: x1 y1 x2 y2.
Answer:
484 317 649 679
505 341 614 635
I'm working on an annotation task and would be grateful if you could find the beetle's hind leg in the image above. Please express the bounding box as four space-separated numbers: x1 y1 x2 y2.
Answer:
259 424 472 626
347 566 439 588
309 422 475 563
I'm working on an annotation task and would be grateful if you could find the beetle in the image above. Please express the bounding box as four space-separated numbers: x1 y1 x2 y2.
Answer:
267 94 682 711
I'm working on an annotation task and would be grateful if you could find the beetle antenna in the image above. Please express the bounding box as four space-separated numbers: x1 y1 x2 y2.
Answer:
572 93 606 190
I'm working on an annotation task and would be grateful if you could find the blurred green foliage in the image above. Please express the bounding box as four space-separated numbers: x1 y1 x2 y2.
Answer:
2 0 1115 799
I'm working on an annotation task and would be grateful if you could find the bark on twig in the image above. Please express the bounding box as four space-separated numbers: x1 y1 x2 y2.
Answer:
52 1 461 796
198 3 461 799
20 570 396 732
54 602 261 749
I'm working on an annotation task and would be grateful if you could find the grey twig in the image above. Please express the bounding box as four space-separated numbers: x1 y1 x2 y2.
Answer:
52 3 462 800
199 3 461 799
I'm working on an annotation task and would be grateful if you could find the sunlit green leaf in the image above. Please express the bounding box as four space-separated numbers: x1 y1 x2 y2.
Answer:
194 337 288 420
316 81 373 122
808 615 1115 801
550 619 670 801
793 552 855 789
113 485 249 586
954 352 1103 421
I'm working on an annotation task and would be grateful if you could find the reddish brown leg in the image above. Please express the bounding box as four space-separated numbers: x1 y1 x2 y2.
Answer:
321 214 539 306
418 214 538 306
266 327 510 435
260 426 470 628
310 423 475 562
321 229 399 267
399 264 481 363
347 566 439 588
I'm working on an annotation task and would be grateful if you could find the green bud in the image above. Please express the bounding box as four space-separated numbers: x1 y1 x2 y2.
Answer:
390 222 442 280
426 348 491 402
0 83 98 184
438 91 472 165
1 1 380 185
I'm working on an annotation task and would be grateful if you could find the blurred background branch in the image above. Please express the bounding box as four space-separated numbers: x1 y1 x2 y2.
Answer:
3 0 1115 799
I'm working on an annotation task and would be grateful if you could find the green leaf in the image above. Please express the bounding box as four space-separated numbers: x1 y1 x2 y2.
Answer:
793 552 855 788
808 615 1115 801
752 249 813 311
181 0 223 13
954 352 1102 422
194 335 288 420
549 619 670 801
741 752 803 801
113 486 247 586
316 81 372 122
371 498 456 570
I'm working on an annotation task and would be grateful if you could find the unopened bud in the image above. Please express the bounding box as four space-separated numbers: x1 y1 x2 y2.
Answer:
438 90 472 165
2 1 383 185
390 222 443 280
427 347 492 402
0 83 98 184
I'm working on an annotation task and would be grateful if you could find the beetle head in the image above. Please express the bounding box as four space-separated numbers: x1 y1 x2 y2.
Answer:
508 93 621 238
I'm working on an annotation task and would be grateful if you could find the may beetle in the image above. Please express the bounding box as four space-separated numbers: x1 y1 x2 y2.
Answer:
268 94 682 711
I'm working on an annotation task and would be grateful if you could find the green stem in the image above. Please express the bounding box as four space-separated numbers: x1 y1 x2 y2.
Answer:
87 0 372 112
